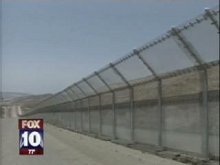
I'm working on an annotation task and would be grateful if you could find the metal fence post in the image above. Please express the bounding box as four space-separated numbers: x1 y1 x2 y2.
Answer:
112 91 116 139
202 10 218 155
74 110 77 131
73 101 76 131
88 97 91 133
201 69 209 157
158 79 163 147
99 94 102 136
70 102 74 130
130 87 135 142
80 101 83 133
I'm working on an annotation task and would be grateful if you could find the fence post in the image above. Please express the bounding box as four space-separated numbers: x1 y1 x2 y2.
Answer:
80 101 83 133
112 91 116 139
88 97 91 133
201 69 209 157
158 79 163 147
130 87 135 142
99 94 102 136
74 102 77 131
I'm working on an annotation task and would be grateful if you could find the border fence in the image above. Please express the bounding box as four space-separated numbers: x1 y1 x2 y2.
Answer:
22 6 219 158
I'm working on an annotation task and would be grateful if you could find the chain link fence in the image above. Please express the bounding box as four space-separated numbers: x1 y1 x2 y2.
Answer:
22 6 219 158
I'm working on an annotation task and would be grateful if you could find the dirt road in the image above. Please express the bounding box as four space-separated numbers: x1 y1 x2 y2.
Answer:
0 118 187 165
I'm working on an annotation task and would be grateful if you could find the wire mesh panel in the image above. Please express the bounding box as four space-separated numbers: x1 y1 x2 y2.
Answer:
178 17 219 64
90 109 100 134
140 35 195 76
57 103 62 111
78 80 96 96
56 112 61 127
82 109 89 132
53 104 59 112
69 102 75 111
87 74 109 93
133 81 159 144
70 85 85 99
75 101 82 131
101 92 113 105
207 65 219 91
53 113 58 125
68 111 75 130
59 102 65 111
81 98 88 108
115 55 152 84
162 71 202 97
134 101 159 145
66 112 73 129
64 113 69 128
115 89 130 104
89 96 100 133
162 71 203 153
59 113 64 127
89 96 99 107
115 102 131 141
99 67 126 89
56 94 66 104
61 92 71 102
59 112 64 127
48 98 57 107
62 112 68 128
134 82 158 101
75 111 81 131
41 99 50 108
51 113 56 124
207 65 219 156
65 89 78 100
114 89 131 140
101 92 113 137
60 102 67 111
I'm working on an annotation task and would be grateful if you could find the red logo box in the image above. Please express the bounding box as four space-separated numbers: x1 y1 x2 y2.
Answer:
19 119 44 155
18 119 44 129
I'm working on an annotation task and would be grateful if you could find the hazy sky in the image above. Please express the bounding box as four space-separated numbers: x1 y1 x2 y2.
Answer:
1 0 219 94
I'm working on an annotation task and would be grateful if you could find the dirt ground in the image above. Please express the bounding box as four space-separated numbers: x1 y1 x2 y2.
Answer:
0 117 186 165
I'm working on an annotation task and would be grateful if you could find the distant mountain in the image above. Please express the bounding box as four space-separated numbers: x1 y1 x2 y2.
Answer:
0 92 52 109
1 92 30 100
10 94 53 109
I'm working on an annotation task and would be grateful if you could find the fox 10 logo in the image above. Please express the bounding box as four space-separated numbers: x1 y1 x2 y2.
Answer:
19 119 44 155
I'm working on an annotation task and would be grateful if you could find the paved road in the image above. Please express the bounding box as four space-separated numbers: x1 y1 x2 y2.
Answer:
0 107 185 165
1 105 20 118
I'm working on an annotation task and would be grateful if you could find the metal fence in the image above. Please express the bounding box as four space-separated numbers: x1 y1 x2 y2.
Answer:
23 7 219 158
